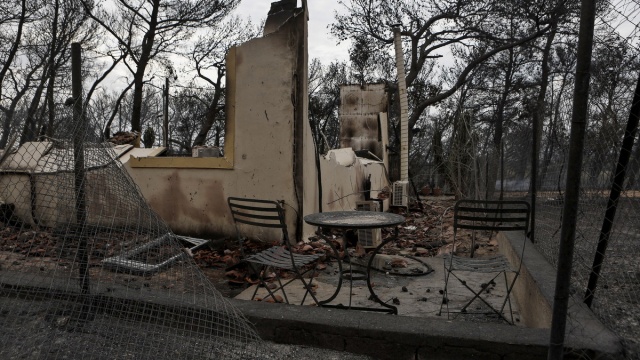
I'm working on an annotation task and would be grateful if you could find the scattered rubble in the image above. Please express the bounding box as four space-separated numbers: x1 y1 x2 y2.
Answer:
0 197 498 304
192 197 503 299
108 131 140 145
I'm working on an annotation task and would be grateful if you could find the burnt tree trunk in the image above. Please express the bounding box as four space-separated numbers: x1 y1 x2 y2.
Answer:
487 48 515 199
130 0 159 135
0 0 27 104
192 68 224 147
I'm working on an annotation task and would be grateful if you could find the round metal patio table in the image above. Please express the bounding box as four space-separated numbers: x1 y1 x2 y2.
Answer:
304 211 405 314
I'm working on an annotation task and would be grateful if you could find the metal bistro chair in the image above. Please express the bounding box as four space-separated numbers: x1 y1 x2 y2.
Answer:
438 199 530 324
228 197 323 306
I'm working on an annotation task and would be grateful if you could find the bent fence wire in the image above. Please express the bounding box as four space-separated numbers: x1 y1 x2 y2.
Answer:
0 71 269 359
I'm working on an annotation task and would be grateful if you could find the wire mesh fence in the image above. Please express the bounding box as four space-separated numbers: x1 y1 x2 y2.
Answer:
449 52 640 360
0 47 271 359
529 97 640 359
4 0 640 358
401 0 640 356
425 108 639 358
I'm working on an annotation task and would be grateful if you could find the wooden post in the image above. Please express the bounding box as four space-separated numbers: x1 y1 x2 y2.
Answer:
163 77 169 148
531 94 538 243
71 42 90 296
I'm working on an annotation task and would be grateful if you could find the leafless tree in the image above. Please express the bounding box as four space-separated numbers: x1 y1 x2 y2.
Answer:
81 0 239 134
15 0 97 144
332 0 555 133
308 59 350 154
188 16 257 148
0 0 40 147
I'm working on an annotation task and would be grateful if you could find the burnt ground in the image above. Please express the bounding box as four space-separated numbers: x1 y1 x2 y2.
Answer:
535 195 640 358
0 296 372 360
193 197 498 299
0 195 637 357
0 197 482 301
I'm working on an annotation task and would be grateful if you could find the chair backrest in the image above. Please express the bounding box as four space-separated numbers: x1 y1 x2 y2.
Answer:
453 200 530 235
227 197 289 247
453 200 530 258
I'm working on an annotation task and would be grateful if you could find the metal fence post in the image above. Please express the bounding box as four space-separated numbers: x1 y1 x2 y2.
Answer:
547 0 597 358
584 72 640 308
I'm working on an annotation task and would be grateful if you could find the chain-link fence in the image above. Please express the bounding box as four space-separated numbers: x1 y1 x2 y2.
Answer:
500 109 640 359
0 44 273 359
452 39 639 360
403 1 640 357
427 88 639 358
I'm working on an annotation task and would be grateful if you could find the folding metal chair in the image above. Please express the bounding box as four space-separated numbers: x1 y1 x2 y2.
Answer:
227 197 322 305
438 199 530 324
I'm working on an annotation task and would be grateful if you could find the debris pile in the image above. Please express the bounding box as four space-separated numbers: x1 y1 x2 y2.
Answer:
108 131 140 145
192 197 499 296
194 237 339 301
0 197 497 301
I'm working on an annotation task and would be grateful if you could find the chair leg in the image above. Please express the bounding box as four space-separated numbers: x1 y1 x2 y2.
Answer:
300 275 310 305
457 272 502 313
500 271 519 324
298 269 321 306
438 261 451 318
251 282 261 301
348 260 353 308
253 265 323 305
276 274 290 303
249 265 290 304
450 271 512 323
249 264 264 301
258 267 286 303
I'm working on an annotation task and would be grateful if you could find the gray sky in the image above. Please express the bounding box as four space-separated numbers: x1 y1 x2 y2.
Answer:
234 0 351 64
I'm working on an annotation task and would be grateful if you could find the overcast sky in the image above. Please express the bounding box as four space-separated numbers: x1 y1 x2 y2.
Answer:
99 0 351 91
233 0 351 64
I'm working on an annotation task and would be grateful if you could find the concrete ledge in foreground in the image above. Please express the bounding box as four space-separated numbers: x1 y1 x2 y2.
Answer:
230 230 623 360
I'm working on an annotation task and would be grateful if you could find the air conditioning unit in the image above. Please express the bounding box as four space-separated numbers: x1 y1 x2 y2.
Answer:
356 201 382 248
391 181 408 207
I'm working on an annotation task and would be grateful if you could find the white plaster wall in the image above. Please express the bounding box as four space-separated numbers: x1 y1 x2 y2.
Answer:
0 142 52 227
125 12 307 241
320 148 389 212
299 6 320 240
0 174 33 226
1 144 145 228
